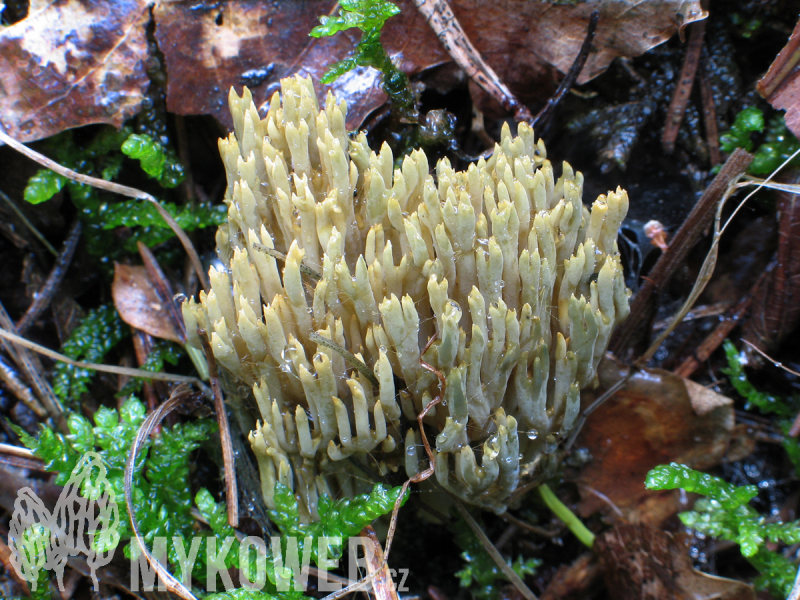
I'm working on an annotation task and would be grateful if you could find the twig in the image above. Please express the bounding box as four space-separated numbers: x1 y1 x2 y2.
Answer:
0 326 208 389
16 220 82 335
124 387 200 600
454 500 539 600
384 335 443 559
744 340 800 379
500 511 562 538
362 525 399 600
610 148 753 356
0 129 209 291
673 271 766 378
532 11 600 131
132 328 160 417
198 330 239 528
662 19 706 154
411 0 532 122
0 187 57 256
0 300 65 430
0 353 47 417
698 55 721 167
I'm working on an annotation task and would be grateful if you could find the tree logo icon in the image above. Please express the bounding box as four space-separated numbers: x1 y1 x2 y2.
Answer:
8 451 120 591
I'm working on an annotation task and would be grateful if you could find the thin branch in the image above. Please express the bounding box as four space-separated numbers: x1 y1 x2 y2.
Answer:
454 500 539 600
199 330 239 528
0 326 208 389
0 129 209 291
610 148 753 355
412 0 532 122
0 300 65 430
124 388 200 600
532 10 600 131
16 220 82 335
743 339 800 378
662 19 706 154
0 354 47 417
0 187 58 256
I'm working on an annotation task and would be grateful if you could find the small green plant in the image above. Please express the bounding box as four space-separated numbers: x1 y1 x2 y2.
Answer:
270 480 407 566
51 304 128 408
120 133 185 188
18 397 408 596
22 128 225 257
309 0 417 120
719 107 800 175
722 339 800 474
118 339 183 397
645 463 798 597
17 398 215 562
453 516 540 600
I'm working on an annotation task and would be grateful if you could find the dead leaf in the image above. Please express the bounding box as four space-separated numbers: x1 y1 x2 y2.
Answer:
683 378 733 416
595 523 755 600
757 17 800 139
112 263 182 344
154 0 705 129
0 0 151 143
575 358 733 522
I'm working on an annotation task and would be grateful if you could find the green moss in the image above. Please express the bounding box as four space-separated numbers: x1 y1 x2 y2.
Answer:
310 0 417 121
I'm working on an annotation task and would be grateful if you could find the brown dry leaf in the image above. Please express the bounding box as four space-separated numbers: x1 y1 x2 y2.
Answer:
112 263 182 344
154 0 705 130
575 358 733 522
596 523 755 600
0 0 151 143
757 17 800 139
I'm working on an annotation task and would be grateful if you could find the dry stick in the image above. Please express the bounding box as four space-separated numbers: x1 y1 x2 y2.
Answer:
0 326 207 388
0 353 47 417
673 269 768 378
454 500 538 600
362 525 399 600
699 56 722 167
384 335 443 559
609 148 753 356
0 130 209 291
412 0 532 122
662 19 706 154
0 301 64 430
532 10 600 131
500 510 562 538
16 220 82 335
198 330 239 528
744 339 800 380
124 388 200 600
0 187 58 256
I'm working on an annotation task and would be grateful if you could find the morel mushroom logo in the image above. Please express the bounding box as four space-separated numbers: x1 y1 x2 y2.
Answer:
8 451 120 591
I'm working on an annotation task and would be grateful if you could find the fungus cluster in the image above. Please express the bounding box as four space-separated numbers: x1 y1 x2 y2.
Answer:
183 75 630 518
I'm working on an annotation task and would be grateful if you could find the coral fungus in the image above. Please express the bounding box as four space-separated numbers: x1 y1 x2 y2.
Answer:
183 75 630 518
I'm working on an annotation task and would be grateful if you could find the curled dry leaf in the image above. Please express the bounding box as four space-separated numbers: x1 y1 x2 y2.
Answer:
0 0 151 143
575 358 733 523
112 263 183 344
154 0 706 130
596 523 755 600
757 17 800 139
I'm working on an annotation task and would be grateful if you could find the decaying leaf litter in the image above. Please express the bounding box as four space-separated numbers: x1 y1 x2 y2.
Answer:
1 0 800 599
